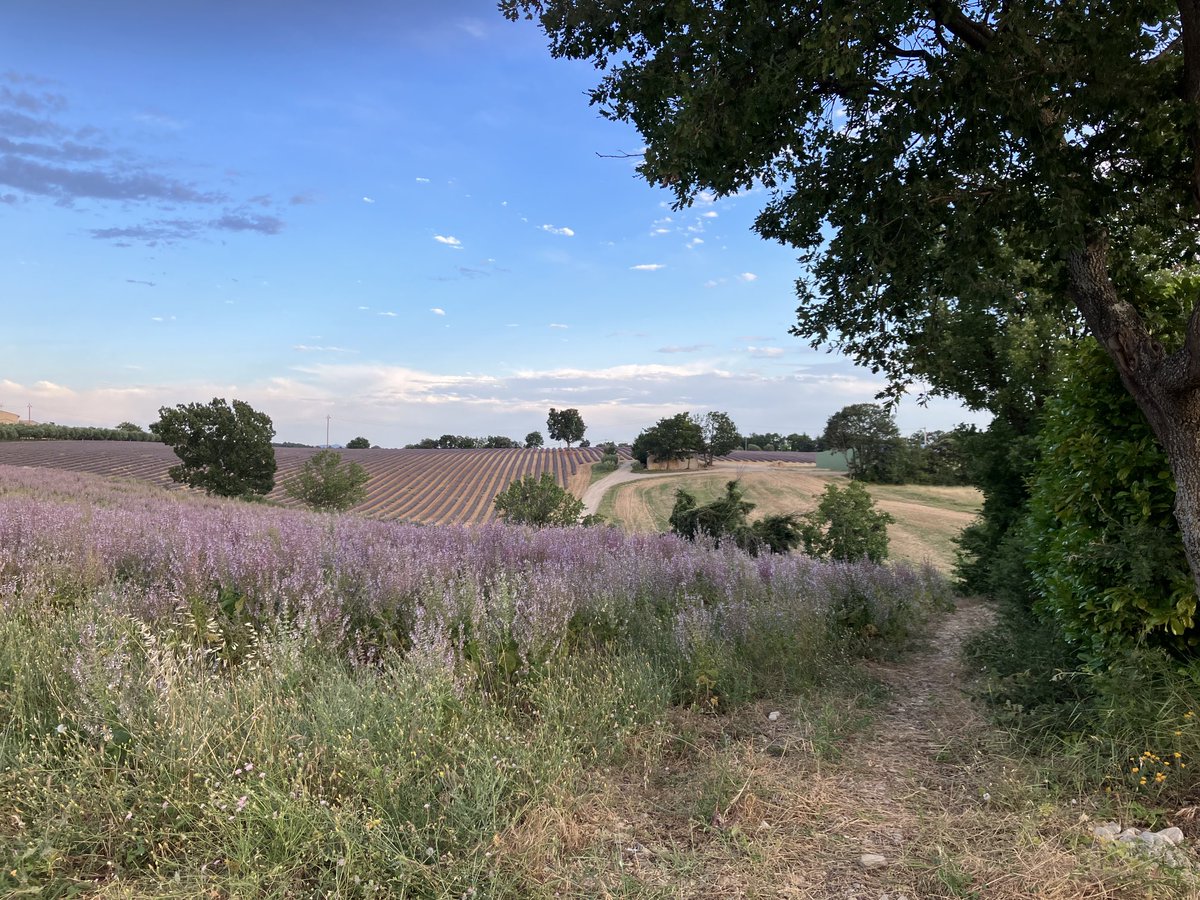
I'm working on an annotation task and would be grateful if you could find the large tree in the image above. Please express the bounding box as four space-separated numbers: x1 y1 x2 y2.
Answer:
693 410 741 466
150 398 277 498
632 412 703 468
503 2 1200 596
546 408 586 447
822 404 905 483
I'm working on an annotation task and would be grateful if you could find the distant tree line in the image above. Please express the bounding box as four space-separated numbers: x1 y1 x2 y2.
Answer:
821 403 974 486
406 434 526 450
0 422 163 442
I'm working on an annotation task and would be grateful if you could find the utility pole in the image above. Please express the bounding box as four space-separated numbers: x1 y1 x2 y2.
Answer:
326 415 331 448
27 403 32 424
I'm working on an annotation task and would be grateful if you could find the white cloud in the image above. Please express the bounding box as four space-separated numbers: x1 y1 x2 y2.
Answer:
630 263 665 271
652 227 671 235
548 323 569 329
362 196 375 204
415 177 430 183
430 307 446 316
703 279 722 289
688 237 704 248
357 305 370 311
293 345 354 353
433 234 462 248
747 346 784 358
701 211 718 218
539 224 575 237
378 311 398 318
739 272 758 282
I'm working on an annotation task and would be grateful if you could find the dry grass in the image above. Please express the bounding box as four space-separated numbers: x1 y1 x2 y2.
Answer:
491 600 1200 899
596 463 981 573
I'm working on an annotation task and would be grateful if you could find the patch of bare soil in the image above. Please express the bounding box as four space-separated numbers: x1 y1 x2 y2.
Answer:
536 601 1197 899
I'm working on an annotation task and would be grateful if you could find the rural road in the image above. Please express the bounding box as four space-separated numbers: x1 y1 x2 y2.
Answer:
581 458 738 516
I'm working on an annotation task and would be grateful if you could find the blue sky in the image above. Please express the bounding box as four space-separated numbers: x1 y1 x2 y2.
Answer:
0 1 986 446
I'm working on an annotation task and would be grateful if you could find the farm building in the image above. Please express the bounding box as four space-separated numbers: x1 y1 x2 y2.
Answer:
0 410 20 425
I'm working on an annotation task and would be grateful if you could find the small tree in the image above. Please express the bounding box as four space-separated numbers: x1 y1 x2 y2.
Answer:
150 398 277 498
546 408 586 447
494 472 584 527
115 421 145 434
799 481 894 563
670 480 802 556
283 449 370 512
346 436 370 449
524 430 544 449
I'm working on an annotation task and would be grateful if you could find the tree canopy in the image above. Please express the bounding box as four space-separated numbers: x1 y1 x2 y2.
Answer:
822 404 904 483
632 412 702 468
345 436 370 450
524 430 544 449
546 408 586 447
503 2 1200 595
150 398 277 498
693 410 740 467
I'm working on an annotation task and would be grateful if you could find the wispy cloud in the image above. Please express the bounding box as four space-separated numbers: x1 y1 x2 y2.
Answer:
548 323 569 329
739 272 758 282
701 211 718 218
630 263 665 271
362 196 375 204
657 344 709 354
415 177 430 183
539 224 574 237
293 344 355 353
378 311 398 318
430 307 446 316
747 346 784 358
433 234 462 248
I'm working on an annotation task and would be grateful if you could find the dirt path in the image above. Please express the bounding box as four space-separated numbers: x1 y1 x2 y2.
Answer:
581 460 741 516
561 599 1191 898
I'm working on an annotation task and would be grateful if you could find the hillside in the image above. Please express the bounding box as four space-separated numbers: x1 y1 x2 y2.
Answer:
0 441 604 525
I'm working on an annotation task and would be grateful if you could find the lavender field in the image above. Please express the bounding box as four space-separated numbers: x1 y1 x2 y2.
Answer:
0 465 950 897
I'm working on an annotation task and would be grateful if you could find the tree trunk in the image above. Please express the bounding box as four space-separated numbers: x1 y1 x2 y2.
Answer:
1068 238 1200 598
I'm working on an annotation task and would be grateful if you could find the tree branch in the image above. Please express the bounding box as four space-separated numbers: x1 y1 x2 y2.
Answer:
928 1 995 52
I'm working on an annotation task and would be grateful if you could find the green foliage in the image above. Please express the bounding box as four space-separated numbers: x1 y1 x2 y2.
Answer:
345 435 370 449
822 404 906 483
632 411 702 467
668 480 802 556
283 449 370 512
150 398 277 498
546 407 586 447
799 481 894 563
1026 341 1195 656
693 410 740 466
524 430 544 448
483 435 520 449
493 472 585 527
0 422 163 442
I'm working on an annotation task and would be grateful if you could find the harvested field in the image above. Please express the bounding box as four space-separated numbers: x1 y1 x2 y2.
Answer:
596 461 981 572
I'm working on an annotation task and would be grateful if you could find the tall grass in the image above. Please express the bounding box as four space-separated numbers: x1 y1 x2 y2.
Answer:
0 465 950 896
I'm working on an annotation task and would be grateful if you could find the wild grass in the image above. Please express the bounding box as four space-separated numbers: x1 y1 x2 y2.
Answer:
0 465 950 897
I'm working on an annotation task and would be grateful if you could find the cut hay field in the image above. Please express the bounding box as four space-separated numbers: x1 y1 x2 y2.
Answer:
596 461 981 573
0 441 604 525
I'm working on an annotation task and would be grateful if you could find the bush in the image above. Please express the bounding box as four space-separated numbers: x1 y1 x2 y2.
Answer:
283 449 370 512
1026 340 1194 657
799 481 894 562
493 472 585 527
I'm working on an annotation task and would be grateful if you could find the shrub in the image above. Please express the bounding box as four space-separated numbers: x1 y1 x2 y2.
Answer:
493 472 584 527
1026 340 1194 657
283 449 370 512
799 481 894 562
